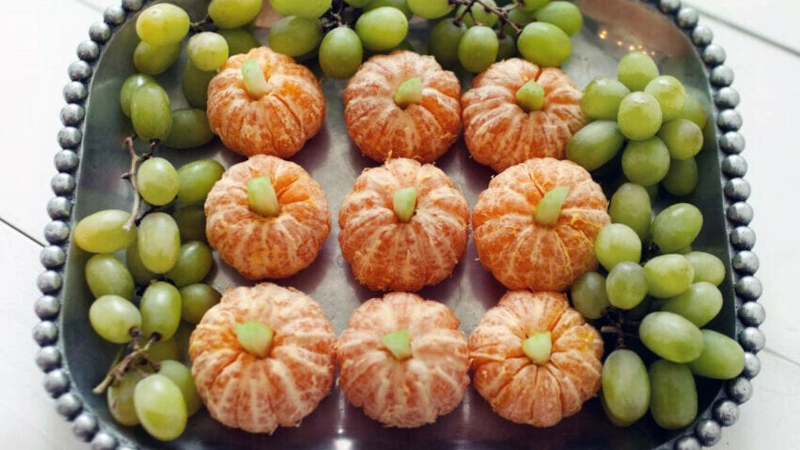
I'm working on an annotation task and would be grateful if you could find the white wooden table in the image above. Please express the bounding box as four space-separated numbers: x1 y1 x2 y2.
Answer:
3 0 798 448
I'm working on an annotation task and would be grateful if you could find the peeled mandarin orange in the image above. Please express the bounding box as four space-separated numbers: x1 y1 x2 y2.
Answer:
344 50 462 163
206 46 326 158
204 154 331 280
189 282 336 434
338 157 469 291
469 290 604 427
336 292 470 427
461 58 586 172
472 157 610 292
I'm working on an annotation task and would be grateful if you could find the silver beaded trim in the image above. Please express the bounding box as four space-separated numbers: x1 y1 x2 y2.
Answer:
35 0 762 449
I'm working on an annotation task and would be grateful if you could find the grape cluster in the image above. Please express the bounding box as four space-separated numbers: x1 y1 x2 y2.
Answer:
565 51 745 430
267 0 584 79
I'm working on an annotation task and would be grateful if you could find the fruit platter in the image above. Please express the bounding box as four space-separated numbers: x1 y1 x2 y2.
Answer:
34 0 764 449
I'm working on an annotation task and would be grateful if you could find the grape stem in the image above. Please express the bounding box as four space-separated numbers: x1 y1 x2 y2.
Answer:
92 329 161 394
453 0 522 35
121 135 158 231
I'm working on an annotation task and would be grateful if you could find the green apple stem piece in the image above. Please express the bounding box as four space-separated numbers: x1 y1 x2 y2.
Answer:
393 187 418 222
382 329 412 361
535 186 570 226
242 58 269 99
394 77 424 109
235 321 274 358
516 79 546 112
248 175 281 217
523 332 552 365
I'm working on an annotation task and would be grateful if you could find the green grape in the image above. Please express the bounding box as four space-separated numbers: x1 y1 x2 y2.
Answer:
606 261 648 310
594 223 642 271
428 19 467 69
163 108 216 150
503 5 535 36
519 0 551 12
172 205 207 243
165 241 214 287
644 75 686 122
608 183 652 241
133 40 182 76
355 7 408 51
186 32 230 71
119 74 156 118
456 0 500 28
216 27 261 56
158 360 203 416
684 251 726 286
406 0 454 19
601 349 650 427
182 59 216 110
180 283 222 324
364 0 413 19
565 120 626 171
107 370 145 427
657 118 703 160
570 272 610 320
458 25 499 74
687 329 745 380
140 281 182 341
617 91 662 141
125 240 158 286
137 212 181 274
312 37 361 66
496 33 517 61
208 0 263 29
89 295 142 344
621 137 670 186
580 76 630 121
648 359 697 430
271 0 331 18
650 202 703 254
678 92 708 130
137 157 180 207
135 4 190 46
176 159 225 205
73 209 136 254
85 253 135 300
660 282 723 328
662 157 698 196
133 374 187 441
147 336 181 362
534 1 583 36
617 51 659 92
131 83 172 142
644 254 694 299
517 22 572 67
268 16 323 58
639 311 704 363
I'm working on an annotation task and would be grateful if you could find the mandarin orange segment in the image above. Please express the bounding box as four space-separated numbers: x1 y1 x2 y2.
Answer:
204 154 331 280
206 46 326 158
338 158 469 292
336 292 470 428
189 282 336 434
472 157 610 292
344 50 462 163
462 58 586 172
469 290 603 427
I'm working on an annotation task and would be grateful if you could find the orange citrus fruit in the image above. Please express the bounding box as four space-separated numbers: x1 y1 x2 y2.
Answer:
204 154 331 280
462 58 586 172
469 290 604 427
336 291 470 427
472 157 610 292
206 46 326 158
344 50 462 163
189 282 337 434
